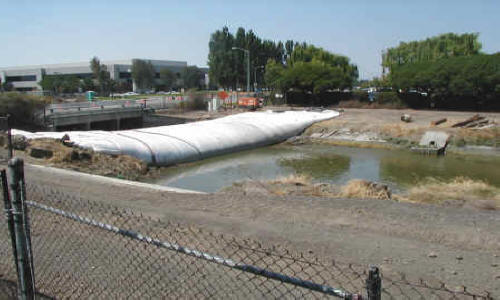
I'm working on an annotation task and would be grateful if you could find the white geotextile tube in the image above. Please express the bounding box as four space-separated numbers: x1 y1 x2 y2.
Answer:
13 110 339 166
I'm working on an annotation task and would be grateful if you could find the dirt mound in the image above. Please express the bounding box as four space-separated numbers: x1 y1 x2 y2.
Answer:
26 139 148 180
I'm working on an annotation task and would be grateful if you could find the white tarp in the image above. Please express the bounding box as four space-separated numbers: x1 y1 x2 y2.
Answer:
13 110 339 166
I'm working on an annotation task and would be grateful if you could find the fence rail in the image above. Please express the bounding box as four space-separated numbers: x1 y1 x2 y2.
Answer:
0 158 495 299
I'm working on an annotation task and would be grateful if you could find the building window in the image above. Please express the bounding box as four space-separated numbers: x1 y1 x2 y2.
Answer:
119 72 132 79
6 75 37 82
16 87 34 92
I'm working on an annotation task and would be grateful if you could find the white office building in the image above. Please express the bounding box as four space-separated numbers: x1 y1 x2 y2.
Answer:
0 58 188 92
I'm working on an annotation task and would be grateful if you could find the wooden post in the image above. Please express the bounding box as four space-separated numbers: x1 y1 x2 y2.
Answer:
8 158 35 300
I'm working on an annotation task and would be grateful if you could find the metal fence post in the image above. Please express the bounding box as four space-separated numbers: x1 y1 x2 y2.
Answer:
8 158 35 300
366 265 381 300
2 169 21 293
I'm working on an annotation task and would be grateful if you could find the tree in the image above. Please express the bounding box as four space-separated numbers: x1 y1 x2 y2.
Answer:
266 45 358 94
1 80 13 92
131 59 155 91
207 26 291 89
80 77 95 91
182 66 204 89
90 56 111 95
39 74 80 94
390 53 500 108
382 33 482 73
159 68 176 91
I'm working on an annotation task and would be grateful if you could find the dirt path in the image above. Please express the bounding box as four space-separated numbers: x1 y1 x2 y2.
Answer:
304 108 499 148
22 164 500 297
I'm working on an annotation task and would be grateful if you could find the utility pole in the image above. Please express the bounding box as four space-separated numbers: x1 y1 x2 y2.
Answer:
232 47 250 92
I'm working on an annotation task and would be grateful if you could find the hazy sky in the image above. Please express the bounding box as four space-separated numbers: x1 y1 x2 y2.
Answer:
1 0 499 79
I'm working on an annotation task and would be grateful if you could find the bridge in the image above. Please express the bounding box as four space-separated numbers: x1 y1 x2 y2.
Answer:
42 101 157 131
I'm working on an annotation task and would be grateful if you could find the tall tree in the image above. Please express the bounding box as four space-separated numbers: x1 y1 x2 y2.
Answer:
265 45 358 97
131 59 155 91
182 66 204 89
89 56 111 95
159 68 176 91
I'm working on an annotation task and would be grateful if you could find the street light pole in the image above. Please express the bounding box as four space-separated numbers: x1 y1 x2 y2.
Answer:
254 66 265 91
231 47 250 92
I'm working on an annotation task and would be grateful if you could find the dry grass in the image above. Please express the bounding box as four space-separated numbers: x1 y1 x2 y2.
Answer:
339 180 392 200
27 139 148 180
398 177 500 210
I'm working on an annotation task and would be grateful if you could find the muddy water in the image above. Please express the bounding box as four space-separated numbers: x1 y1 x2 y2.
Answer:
152 144 500 193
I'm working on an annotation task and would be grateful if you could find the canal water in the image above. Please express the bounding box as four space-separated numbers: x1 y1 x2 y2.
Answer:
151 144 500 193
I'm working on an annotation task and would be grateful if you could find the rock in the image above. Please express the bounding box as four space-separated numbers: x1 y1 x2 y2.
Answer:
456 255 463 261
492 263 498 267
29 147 53 159
428 252 438 258
12 135 28 150
401 114 412 123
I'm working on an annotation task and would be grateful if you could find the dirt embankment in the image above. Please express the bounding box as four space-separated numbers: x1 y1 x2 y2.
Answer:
1 137 150 181
302 108 500 149
223 174 500 211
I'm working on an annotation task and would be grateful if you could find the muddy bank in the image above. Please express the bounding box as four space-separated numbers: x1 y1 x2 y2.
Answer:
223 174 500 211
301 108 499 150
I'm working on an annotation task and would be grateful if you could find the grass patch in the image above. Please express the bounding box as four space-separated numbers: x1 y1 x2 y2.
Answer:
339 180 392 200
398 177 500 209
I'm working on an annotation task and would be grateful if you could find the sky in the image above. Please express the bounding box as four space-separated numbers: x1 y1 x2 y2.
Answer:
1 0 499 79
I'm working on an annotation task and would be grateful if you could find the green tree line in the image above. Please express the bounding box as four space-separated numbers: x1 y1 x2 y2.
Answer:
207 26 358 96
265 44 358 95
208 26 288 89
390 53 500 108
382 33 482 72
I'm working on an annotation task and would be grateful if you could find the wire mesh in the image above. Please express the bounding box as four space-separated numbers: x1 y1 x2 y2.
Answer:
0 182 494 299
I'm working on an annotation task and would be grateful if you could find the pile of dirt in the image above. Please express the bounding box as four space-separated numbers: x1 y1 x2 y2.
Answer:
25 139 148 180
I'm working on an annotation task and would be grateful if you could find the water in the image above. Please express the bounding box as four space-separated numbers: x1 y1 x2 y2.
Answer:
151 144 500 193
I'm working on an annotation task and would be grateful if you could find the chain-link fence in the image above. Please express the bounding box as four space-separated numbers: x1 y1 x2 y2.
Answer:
0 168 495 299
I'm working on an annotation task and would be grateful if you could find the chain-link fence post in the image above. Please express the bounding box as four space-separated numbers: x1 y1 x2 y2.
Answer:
2 168 20 290
366 265 381 300
8 158 35 300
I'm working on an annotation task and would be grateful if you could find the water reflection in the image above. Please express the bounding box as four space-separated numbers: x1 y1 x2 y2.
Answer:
152 144 500 193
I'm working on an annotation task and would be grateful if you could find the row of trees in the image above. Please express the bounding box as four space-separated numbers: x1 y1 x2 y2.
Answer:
374 33 499 109
265 44 358 95
208 26 292 89
382 33 482 73
390 53 500 107
207 26 359 95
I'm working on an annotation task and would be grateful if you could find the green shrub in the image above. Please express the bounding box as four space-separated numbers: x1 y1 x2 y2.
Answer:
0 92 47 127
